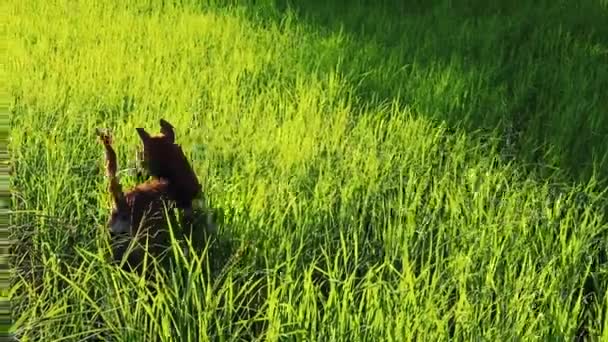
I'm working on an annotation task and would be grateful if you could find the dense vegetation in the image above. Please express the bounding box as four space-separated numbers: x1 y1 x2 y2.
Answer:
7 0 608 340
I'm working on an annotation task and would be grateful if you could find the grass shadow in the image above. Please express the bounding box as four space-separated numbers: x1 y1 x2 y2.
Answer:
228 0 608 184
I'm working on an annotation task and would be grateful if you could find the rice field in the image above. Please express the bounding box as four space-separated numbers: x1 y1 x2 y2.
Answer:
7 0 608 340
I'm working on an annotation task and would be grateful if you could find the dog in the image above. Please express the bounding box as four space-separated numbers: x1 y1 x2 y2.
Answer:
97 129 181 275
135 119 202 214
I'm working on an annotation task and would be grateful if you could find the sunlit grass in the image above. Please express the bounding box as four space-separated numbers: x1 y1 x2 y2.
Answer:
7 0 608 340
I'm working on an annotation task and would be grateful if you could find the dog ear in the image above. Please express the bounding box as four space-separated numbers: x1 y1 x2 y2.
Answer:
159 119 175 143
136 127 151 143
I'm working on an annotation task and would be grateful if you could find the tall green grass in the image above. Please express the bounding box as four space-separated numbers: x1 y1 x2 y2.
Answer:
7 0 608 340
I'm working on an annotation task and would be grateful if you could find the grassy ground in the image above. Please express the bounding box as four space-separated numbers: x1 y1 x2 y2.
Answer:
7 0 608 340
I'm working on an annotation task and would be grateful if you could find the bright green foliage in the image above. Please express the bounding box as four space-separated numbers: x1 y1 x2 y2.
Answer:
7 0 608 340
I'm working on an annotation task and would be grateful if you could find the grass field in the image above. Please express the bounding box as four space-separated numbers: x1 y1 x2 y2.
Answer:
7 0 608 340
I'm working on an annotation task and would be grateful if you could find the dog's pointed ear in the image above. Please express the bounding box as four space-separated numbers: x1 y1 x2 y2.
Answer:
136 127 151 143
159 119 175 143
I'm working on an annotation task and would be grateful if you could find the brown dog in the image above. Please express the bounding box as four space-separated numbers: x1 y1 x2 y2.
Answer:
135 119 202 215
97 129 179 274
